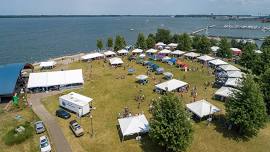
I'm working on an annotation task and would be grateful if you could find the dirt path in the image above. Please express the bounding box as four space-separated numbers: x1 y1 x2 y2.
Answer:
28 92 72 152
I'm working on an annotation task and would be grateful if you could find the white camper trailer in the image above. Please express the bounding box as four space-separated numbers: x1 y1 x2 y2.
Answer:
59 92 93 116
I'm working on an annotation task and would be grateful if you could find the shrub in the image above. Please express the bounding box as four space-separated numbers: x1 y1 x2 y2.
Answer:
3 121 34 145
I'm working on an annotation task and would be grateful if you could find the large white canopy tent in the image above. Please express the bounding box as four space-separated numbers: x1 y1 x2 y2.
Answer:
146 49 158 54
167 43 178 48
211 46 220 52
81 52 104 60
186 99 220 118
104 50 116 57
132 49 143 54
208 59 228 66
197 55 215 62
39 61 56 68
27 69 84 89
117 49 129 55
155 79 188 92
159 49 172 54
184 52 200 58
214 86 237 99
109 57 124 65
171 50 185 56
155 42 166 49
218 64 240 71
226 71 245 78
225 78 242 88
118 115 149 140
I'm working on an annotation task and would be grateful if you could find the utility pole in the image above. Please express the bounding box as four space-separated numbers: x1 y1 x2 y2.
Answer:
90 115 94 137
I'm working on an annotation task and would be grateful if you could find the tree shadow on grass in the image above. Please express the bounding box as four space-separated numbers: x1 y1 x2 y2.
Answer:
139 135 164 152
115 125 163 152
211 114 250 142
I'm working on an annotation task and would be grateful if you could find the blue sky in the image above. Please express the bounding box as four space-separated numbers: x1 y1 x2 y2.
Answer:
0 0 269 15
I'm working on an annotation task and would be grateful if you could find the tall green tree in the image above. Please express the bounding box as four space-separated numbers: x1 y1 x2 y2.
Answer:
146 36 156 49
107 37 113 50
135 33 147 49
198 36 211 54
210 38 218 46
261 68 270 114
225 75 267 137
217 38 232 58
114 35 126 51
149 94 193 152
155 29 171 44
171 34 180 43
239 43 258 70
261 36 270 50
96 39 103 51
176 33 192 51
192 35 201 50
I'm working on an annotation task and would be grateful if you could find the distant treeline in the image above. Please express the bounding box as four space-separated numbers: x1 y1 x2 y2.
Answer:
0 14 259 19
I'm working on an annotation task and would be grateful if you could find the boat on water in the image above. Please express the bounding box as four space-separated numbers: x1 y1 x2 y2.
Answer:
129 28 134 31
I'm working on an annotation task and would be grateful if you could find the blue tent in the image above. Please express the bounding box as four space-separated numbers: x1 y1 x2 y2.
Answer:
0 63 33 97
150 64 159 71
168 58 177 64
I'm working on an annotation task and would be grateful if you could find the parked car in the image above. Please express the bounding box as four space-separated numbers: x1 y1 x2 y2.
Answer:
69 120 84 137
40 135 51 152
35 121 46 134
56 109 71 119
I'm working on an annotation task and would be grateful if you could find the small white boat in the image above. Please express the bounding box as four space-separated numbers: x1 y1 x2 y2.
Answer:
130 28 134 31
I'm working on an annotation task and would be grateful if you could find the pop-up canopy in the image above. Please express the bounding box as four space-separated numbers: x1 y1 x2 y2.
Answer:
118 115 149 137
186 99 220 118
155 79 188 92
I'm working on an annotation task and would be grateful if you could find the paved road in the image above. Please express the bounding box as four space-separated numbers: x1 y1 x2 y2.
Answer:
29 92 72 152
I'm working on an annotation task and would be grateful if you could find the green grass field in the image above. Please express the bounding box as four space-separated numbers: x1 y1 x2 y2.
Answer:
0 107 45 152
42 57 270 152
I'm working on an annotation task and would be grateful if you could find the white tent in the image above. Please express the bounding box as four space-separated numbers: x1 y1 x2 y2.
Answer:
226 71 245 78
109 57 124 65
155 42 166 47
211 46 220 52
215 86 237 98
117 49 129 55
254 50 262 54
162 56 171 60
155 79 188 92
146 49 158 54
219 64 240 71
209 59 228 66
139 54 146 58
159 49 171 54
197 55 215 62
104 50 116 57
184 52 200 58
136 75 148 80
40 61 56 68
27 69 84 89
225 78 242 88
168 43 178 48
171 50 185 56
118 115 149 138
81 52 104 60
186 99 220 118
132 49 143 53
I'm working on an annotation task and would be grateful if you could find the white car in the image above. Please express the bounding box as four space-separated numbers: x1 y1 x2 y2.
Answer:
40 135 51 152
